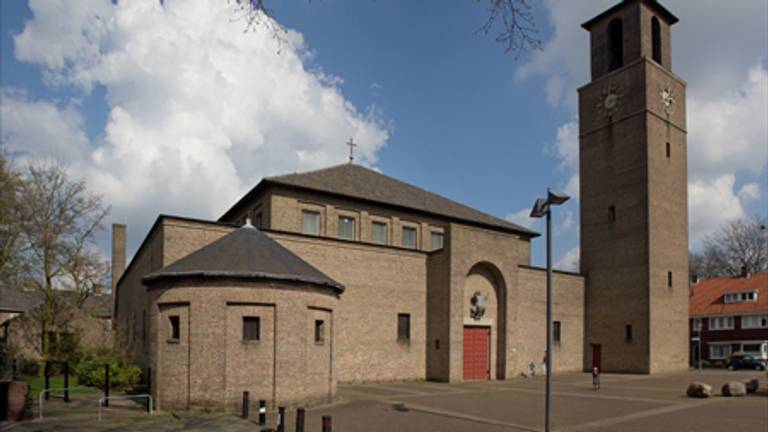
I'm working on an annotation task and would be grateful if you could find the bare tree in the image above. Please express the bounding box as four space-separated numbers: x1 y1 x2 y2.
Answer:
690 216 768 279
13 163 109 364
0 152 23 286
233 0 542 57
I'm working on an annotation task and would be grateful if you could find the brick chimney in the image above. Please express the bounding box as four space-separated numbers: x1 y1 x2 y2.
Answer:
111 224 127 291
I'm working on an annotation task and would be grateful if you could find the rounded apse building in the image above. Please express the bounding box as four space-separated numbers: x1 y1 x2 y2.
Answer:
142 222 343 411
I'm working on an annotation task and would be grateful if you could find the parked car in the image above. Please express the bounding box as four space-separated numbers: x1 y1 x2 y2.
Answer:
726 354 767 371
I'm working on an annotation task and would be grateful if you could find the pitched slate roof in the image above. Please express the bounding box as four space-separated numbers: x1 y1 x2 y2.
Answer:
689 273 768 316
142 224 344 292
0 283 112 318
221 164 538 237
0 284 40 312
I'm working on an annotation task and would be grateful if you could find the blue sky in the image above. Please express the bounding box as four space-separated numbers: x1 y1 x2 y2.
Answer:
1 0 766 270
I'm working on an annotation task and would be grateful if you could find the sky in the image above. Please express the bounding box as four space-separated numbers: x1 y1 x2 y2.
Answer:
1 0 766 271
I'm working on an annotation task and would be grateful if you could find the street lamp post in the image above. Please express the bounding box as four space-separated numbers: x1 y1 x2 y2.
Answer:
530 188 570 432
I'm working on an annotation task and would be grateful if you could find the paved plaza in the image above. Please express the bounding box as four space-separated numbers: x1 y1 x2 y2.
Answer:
2 370 766 431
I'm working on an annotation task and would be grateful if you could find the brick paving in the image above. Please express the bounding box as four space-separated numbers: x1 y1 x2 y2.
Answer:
2 370 766 431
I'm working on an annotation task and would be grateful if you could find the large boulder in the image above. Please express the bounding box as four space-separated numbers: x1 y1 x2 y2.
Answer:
743 378 759 393
686 381 712 398
721 381 747 397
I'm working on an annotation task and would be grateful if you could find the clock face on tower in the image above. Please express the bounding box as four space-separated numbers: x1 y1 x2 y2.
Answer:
597 84 623 119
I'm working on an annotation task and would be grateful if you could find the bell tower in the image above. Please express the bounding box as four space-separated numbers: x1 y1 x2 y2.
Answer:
579 0 688 373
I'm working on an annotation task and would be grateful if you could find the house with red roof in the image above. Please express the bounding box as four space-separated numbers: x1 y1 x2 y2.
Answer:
689 272 768 365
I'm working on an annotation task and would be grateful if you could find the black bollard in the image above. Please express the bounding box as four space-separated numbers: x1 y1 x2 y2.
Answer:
104 363 110 407
258 400 266 425
277 406 285 432
146 367 152 413
44 361 50 401
242 391 250 419
295 407 305 432
322 415 332 432
63 362 70 403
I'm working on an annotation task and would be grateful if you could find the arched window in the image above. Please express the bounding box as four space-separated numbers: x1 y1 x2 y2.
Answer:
608 18 624 71
652 17 662 64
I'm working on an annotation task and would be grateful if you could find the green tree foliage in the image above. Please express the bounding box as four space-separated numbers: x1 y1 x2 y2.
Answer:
75 349 141 391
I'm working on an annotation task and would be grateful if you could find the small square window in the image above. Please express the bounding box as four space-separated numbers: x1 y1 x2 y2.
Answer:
315 320 325 344
398 314 411 341
169 316 180 341
553 321 561 345
371 222 388 245
243 316 260 341
302 210 321 235
625 324 632 342
608 206 616 223
402 227 417 249
338 216 356 240
430 232 444 251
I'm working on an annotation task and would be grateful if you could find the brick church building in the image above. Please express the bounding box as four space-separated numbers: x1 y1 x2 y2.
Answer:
113 0 689 411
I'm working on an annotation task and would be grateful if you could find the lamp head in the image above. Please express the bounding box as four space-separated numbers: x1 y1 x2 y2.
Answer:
547 189 570 206
530 198 548 218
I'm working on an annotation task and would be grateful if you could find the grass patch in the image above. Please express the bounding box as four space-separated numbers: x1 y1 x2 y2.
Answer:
20 374 100 397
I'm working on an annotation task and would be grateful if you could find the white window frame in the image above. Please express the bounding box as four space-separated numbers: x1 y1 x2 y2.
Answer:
741 314 768 329
337 215 356 240
401 226 418 249
724 290 758 304
301 210 321 235
708 344 732 359
692 318 702 332
371 221 388 245
708 316 734 331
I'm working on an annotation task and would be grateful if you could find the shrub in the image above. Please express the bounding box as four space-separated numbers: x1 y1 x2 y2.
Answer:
15 357 40 376
75 349 141 391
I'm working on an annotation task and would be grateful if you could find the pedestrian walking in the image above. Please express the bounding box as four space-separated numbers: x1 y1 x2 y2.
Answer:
592 366 600 391
529 361 537 377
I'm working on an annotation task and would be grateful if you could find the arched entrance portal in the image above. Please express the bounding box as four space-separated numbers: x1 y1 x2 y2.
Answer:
462 263 506 380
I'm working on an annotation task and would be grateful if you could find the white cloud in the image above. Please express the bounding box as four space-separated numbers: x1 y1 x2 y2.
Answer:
505 208 539 230
688 175 747 247
5 0 389 251
737 183 761 204
555 246 579 272
688 64 768 180
1 89 89 165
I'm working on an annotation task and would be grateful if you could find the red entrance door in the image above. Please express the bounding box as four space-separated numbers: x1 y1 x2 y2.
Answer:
463 326 490 380
591 344 602 371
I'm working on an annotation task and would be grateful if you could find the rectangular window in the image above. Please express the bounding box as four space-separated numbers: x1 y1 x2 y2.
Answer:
625 324 633 342
608 206 616 223
667 271 673 288
708 316 734 330
709 344 732 359
397 313 411 341
338 216 356 240
666 142 671 158
314 320 325 344
402 227 417 249
741 314 768 329
301 210 321 235
169 316 180 341
553 321 561 345
692 318 702 332
743 344 762 353
724 290 758 303
430 232 444 251
243 316 260 341
371 221 388 245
